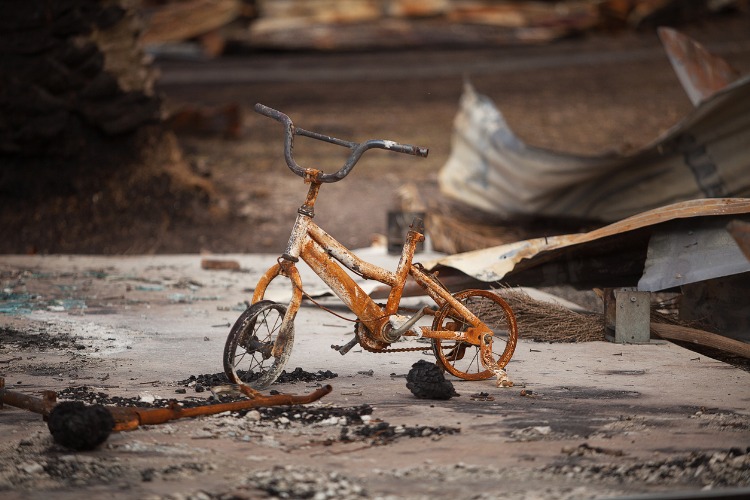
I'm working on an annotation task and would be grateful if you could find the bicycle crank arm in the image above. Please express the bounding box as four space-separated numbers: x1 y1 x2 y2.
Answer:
331 336 359 356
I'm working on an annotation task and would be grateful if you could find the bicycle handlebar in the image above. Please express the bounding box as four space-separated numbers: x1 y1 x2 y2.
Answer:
254 103 429 183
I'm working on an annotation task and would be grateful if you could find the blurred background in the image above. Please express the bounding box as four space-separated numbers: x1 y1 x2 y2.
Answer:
1 0 749 255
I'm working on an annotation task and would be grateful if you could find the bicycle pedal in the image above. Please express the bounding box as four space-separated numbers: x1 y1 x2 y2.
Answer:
331 336 358 356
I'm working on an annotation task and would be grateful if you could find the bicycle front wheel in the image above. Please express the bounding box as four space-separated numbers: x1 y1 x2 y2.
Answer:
223 300 294 389
432 289 517 381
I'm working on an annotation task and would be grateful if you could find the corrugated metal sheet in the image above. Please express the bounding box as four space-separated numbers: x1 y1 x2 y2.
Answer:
438 29 750 222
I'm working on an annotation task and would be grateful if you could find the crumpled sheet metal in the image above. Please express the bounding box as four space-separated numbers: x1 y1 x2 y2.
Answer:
658 27 741 107
438 29 750 223
424 198 750 287
638 217 750 292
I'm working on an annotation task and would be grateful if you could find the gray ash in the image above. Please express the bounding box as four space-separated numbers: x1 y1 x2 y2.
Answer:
0 325 83 351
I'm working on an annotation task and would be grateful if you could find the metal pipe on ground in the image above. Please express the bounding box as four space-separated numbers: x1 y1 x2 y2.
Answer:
0 377 332 450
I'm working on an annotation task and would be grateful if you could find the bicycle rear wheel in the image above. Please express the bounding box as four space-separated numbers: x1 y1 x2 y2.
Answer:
223 300 294 389
432 289 517 380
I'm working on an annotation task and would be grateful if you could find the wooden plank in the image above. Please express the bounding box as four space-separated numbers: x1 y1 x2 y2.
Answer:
651 322 750 359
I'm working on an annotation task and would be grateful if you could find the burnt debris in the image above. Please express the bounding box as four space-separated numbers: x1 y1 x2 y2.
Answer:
179 367 338 389
406 360 459 400
47 401 115 451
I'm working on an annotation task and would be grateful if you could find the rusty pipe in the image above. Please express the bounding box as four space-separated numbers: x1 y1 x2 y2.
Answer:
1 376 332 434
107 384 333 431
0 377 57 416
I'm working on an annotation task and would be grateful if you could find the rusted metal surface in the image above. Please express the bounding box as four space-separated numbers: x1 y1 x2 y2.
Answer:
301 236 386 333
658 27 741 107
385 224 424 315
107 385 332 431
308 222 397 287
254 188 519 376
425 198 750 290
0 377 57 415
728 220 750 261
0 376 332 433
431 289 517 384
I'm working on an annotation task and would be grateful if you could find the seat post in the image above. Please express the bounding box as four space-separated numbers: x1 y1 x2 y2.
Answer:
385 218 425 314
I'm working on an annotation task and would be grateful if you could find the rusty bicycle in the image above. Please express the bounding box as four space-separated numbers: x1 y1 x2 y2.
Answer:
223 104 518 389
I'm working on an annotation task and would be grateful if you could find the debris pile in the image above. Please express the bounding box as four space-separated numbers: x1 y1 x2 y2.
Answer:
0 325 84 351
237 404 374 426
180 367 338 390
56 386 219 409
140 0 749 54
434 29 750 252
345 422 460 445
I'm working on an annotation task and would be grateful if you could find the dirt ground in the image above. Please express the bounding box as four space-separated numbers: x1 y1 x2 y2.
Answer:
1 254 749 499
2 15 750 500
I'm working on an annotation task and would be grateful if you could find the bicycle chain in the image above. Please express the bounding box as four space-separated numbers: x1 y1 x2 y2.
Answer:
363 343 429 354
355 323 433 354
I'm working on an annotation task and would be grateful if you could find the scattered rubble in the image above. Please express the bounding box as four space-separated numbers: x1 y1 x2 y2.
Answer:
509 425 559 442
0 325 83 351
543 447 750 488
45 384 459 450
245 466 368 500
691 408 750 432
180 367 338 389
346 422 460 445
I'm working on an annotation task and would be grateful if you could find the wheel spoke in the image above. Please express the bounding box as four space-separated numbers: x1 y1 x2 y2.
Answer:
223 300 294 389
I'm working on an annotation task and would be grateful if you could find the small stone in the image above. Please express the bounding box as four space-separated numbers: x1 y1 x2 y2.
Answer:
21 462 44 474
138 393 156 404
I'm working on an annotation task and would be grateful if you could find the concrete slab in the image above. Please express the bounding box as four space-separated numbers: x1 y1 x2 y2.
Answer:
1 254 749 499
